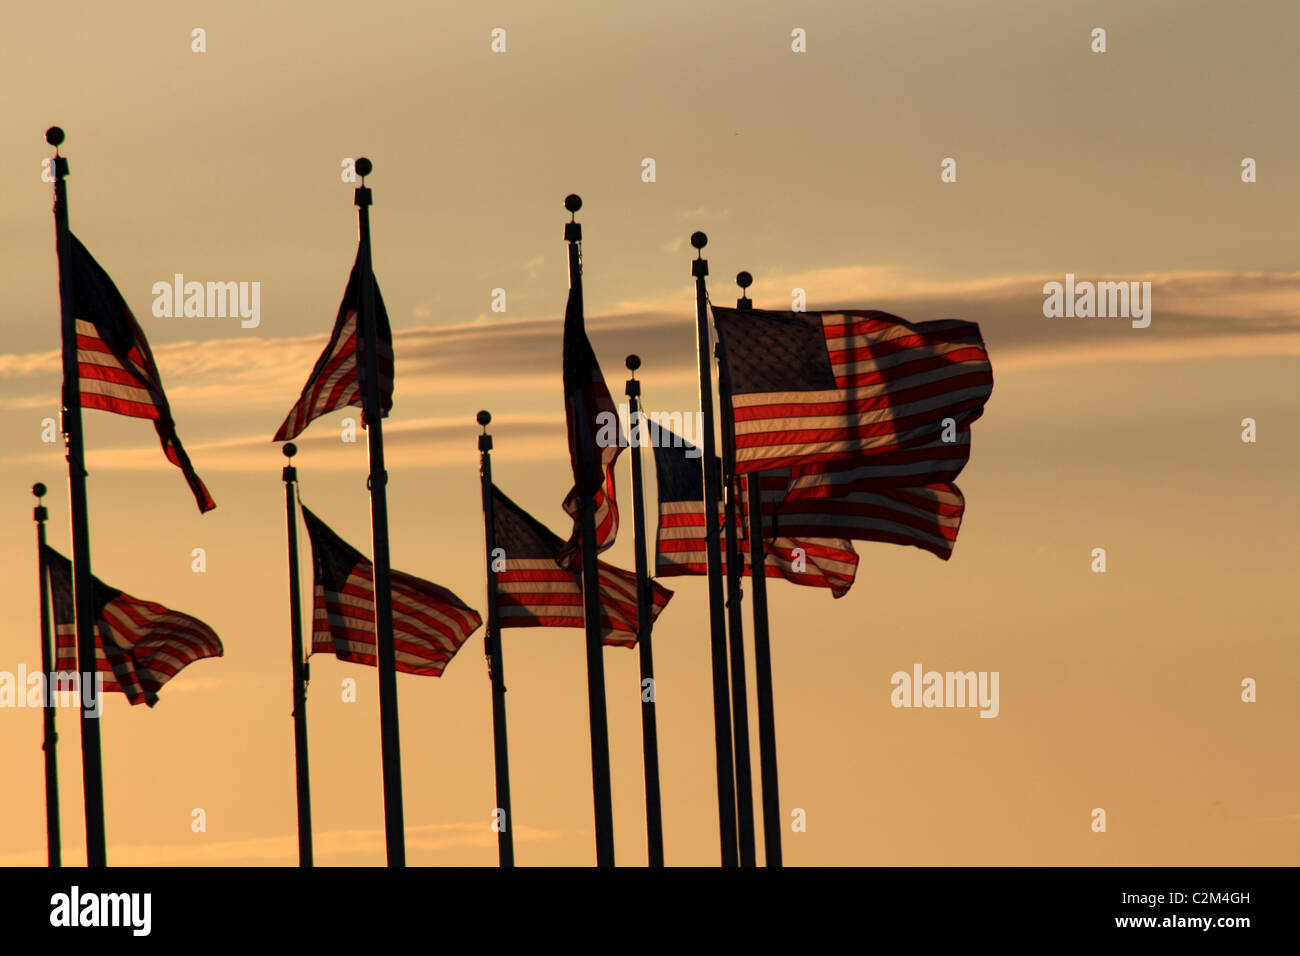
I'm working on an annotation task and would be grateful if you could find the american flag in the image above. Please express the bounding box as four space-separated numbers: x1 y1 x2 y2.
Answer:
652 431 860 598
273 249 393 442
65 233 214 513
557 280 622 568
712 307 993 475
301 506 481 677
45 545 223 707
493 485 670 648
774 477 966 560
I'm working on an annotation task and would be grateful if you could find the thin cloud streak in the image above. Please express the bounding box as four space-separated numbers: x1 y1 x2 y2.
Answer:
3 268 1294 428
0 821 561 866
16 414 572 473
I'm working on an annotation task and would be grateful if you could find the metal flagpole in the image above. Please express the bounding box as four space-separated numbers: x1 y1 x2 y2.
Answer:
477 410 515 867
718 305 758 867
690 231 739 866
33 482 61 868
735 271 783 866
564 195 616 866
624 355 665 867
48 126 107 867
281 444 314 867
353 157 405 866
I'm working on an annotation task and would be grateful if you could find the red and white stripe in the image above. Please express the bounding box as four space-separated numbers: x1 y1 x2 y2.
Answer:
314 563 482 678
67 233 215 512
774 479 966 560
726 310 992 474
48 547 223 707
273 259 394 442
497 558 671 648
656 497 859 598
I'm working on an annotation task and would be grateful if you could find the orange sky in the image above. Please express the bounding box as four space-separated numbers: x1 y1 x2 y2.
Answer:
0 0 1296 866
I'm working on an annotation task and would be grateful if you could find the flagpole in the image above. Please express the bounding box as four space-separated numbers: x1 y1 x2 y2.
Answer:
353 158 405 866
33 482 61 868
624 356 664 867
718 317 757 867
477 410 514 867
48 126 107 868
690 231 739 866
564 195 616 866
281 444 314 867
735 271 783 866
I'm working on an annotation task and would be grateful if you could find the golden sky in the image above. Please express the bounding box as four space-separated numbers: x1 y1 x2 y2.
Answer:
0 0 1296 865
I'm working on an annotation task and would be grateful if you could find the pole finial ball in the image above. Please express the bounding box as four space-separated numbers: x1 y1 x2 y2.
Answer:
33 482 47 498
283 443 297 458
355 157 372 178
46 127 65 147
564 194 582 213
690 231 707 250
737 271 753 289
477 410 492 427
626 354 641 371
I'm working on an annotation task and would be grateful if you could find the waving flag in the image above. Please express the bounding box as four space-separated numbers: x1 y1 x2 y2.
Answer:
558 282 621 567
46 545 222 707
774 477 965 560
65 233 214 513
712 307 993 475
301 506 480 676
494 485 670 647
273 249 393 442
652 431 859 597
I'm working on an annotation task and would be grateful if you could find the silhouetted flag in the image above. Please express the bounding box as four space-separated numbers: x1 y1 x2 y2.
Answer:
45 545 222 707
712 307 993 475
557 283 621 567
65 234 214 513
493 485 670 647
273 249 393 442
774 477 965 560
652 430 859 598
301 507 480 676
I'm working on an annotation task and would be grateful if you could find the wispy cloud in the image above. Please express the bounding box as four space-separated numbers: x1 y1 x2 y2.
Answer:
4 268 1295 449
0 821 561 866
14 413 571 473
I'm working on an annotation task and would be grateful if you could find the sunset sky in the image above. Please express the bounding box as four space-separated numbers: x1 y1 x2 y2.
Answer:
1 0 1296 866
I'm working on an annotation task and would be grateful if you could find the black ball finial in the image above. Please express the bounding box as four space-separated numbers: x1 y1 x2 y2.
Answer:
690 231 707 250
737 271 753 290
626 354 641 371
477 410 492 427
46 127 64 147
355 157 373 178
564 194 582 213
33 482 47 498
283 443 298 458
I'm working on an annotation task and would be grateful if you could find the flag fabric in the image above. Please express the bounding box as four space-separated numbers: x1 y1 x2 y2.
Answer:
273 248 393 442
773 478 966 560
45 545 222 707
64 233 214 513
557 281 621 567
711 306 993 475
737 458 967 560
301 506 480 677
652 430 860 598
493 485 670 647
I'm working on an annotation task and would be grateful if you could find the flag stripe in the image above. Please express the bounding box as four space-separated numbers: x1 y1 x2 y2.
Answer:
651 433 860 597
46 546 223 706
558 282 622 566
66 237 214 512
713 307 993 475
302 506 481 677
494 486 671 647
273 251 394 442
